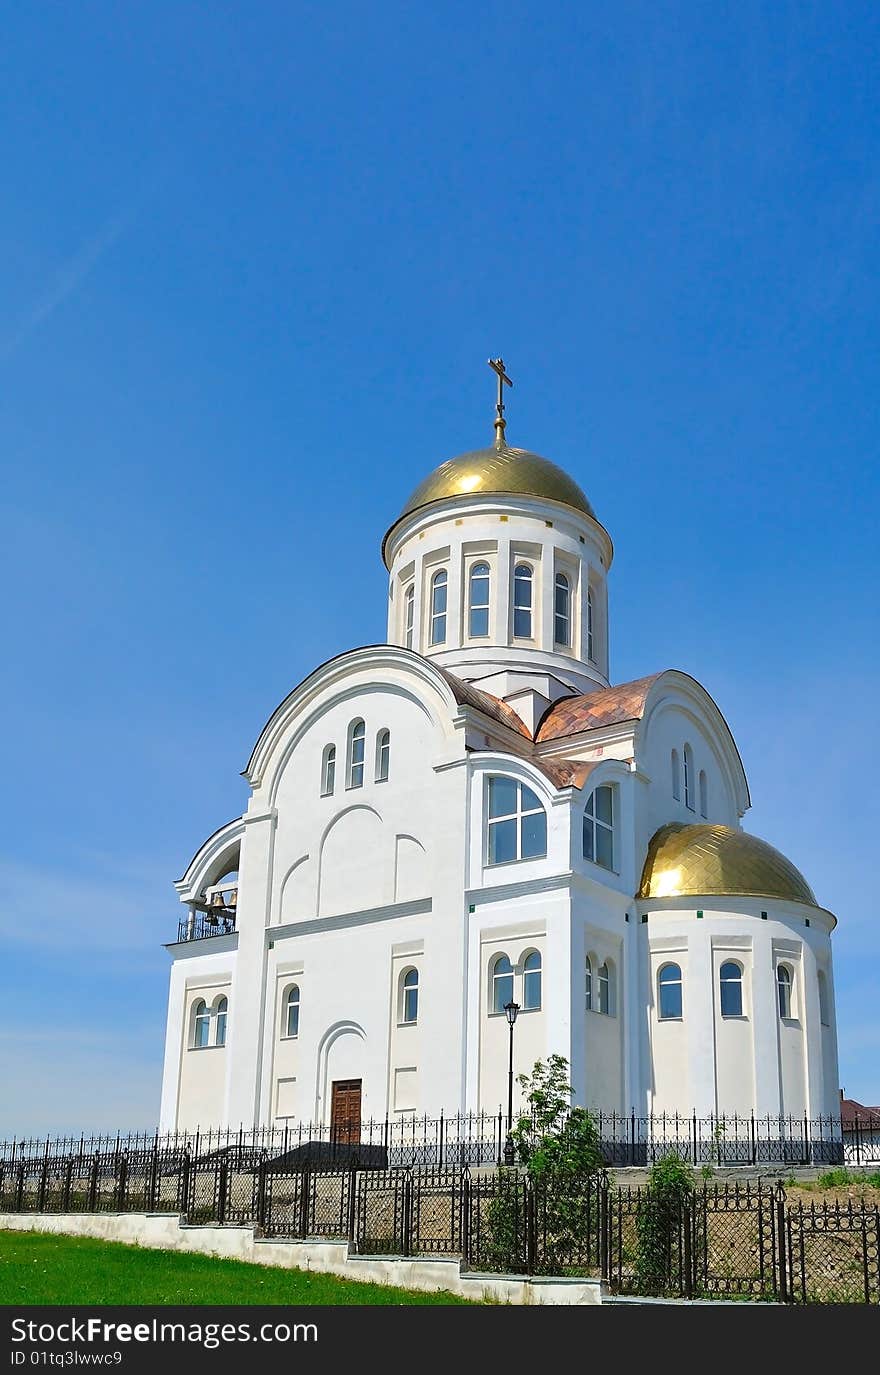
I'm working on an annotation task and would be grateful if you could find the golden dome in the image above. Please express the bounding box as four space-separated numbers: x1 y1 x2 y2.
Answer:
398 444 596 521
638 823 817 906
383 443 601 565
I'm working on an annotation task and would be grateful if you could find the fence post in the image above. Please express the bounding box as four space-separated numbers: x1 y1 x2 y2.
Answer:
117 1156 128 1212
298 1166 311 1239
180 1152 191 1218
16 1163 25 1212
525 1180 537 1275
87 1156 99 1212
347 1166 358 1248
599 1179 609 1279
775 1184 788 1302
38 1155 49 1213
460 1169 470 1266
255 1158 267 1233
217 1155 228 1225
682 1200 693 1299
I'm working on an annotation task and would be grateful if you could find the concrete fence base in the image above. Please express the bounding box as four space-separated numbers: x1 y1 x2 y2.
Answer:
0 1212 604 1306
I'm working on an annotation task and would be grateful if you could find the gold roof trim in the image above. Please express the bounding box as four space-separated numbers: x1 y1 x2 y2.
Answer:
638 823 817 906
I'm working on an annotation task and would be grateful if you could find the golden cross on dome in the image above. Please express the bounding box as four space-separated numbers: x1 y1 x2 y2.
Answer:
488 357 512 448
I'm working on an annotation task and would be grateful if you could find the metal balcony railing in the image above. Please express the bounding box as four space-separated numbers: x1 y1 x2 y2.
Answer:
176 910 236 942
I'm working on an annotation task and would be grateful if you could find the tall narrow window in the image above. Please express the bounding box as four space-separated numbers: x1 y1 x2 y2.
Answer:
683 745 694 811
430 569 447 645
492 955 514 1013
347 719 365 788
321 744 336 797
585 955 593 1010
469 562 490 637
285 985 301 1038
192 999 210 1049
777 965 792 1019
404 584 415 650
402 968 419 1024
719 962 743 1017
818 970 830 1027
513 564 533 638
487 776 547 864
376 728 390 782
658 963 683 1020
598 962 611 1015
214 996 228 1046
523 952 542 1010
671 749 681 801
587 585 595 661
583 785 614 870
554 572 570 647
699 769 708 818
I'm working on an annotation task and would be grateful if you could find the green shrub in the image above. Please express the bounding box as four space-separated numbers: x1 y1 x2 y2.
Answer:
634 1152 695 1296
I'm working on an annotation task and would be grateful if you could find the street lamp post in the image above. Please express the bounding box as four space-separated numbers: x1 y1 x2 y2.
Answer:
503 1000 520 1166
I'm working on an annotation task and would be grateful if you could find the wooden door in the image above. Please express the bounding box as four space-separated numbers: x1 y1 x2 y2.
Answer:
330 1079 362 1145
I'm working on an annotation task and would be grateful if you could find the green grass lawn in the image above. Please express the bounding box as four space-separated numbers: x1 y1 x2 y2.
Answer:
0 1231 474 1306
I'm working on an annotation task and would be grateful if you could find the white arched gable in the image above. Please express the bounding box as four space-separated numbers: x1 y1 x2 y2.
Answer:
638 671 750 818
174 817 244 905
243 646 466 801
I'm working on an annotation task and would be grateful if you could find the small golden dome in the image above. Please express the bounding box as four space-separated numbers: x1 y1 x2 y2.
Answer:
638 823 817 906
396 444 596 523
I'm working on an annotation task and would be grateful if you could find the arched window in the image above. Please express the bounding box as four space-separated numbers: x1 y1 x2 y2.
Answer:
214 995 228 1046
598 961 611 1015
492 955 514 1014
487 776 547 864
818 969 830 1027
587 585 595 661
719 962 743 1017
583 785 614 870
401 968 419 1024
683 744 694 811
777 965 792 1019
347 719 366 788
376 728 390 783
469 562 490 637
585 955 593 1011
321 744 336 797
523 952 542 1010
513 564 533 638
404 584 415 650
671 749 681 801
430 569 448 645
554 572 570 647
192 998 210 1049
658 963 683 1020
285 985 301 1038
699 769 708 818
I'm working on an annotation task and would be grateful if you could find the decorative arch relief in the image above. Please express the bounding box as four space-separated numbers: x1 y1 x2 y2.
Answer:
394 834 427 903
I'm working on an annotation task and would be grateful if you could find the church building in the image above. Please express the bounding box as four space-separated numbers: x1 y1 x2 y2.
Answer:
159 363 840 1136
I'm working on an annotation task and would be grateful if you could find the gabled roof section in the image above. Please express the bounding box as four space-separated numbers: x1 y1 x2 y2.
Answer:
536 673 663 742
533 757 600 789
438 667 532 739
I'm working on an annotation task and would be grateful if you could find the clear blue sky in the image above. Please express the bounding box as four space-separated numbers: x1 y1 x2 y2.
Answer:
2 3 878 1132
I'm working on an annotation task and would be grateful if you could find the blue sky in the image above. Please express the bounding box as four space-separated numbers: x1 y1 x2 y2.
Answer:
2 3 878 1133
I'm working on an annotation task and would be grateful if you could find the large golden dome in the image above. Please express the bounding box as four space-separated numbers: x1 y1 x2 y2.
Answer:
396 443 596 522
638 823 817 906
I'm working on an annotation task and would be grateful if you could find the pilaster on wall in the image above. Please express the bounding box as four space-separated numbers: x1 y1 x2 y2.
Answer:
227 805 277 1126
686 925 715 1115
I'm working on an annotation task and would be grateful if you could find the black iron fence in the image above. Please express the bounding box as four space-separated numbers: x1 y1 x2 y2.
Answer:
1 1145 878 1302
4 1109 878 1172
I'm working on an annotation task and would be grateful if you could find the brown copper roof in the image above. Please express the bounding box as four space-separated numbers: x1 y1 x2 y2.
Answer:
840 1097 880 1128
533 757 600 789
535 673 663 743
439 667 532 739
